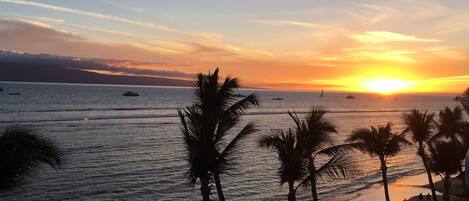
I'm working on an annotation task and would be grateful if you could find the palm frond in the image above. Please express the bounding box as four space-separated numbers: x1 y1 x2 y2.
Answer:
0 123 62 190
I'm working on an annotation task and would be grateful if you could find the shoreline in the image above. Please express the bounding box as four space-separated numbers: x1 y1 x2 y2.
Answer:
352 173 439 201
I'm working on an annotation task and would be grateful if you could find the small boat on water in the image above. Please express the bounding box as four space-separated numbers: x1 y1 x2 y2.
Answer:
8 93 20 96
0 87 4 92
122 91 140 97
272 97 285 101
345 95 355 99
320 90 324 97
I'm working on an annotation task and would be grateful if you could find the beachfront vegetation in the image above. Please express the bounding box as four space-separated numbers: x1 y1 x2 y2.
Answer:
178 68 258 201
427 140 464 201
259 108 353 201
178 71 469 201
347 123 412 201
0 123 62 191
402 109 438 201
288 108 354 201
259 128 306 201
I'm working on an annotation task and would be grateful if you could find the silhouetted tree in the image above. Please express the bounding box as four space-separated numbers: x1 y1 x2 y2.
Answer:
427 140 465 201
259 129 307 201
178 68 258 201
347 123 411 201
0 123 62 191
433 107 467 194
289 108 354 201
402 109 437 201
455 88 469 115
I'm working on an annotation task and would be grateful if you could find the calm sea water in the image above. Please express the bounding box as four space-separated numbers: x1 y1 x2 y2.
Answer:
0 82 461 201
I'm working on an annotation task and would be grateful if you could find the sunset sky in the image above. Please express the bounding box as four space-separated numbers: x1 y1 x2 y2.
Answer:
0 0 468 93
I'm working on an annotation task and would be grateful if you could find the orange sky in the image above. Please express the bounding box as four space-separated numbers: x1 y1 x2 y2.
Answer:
0 0 468 94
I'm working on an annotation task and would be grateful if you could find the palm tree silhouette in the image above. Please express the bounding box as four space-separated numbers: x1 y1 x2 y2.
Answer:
455 88 469 115
178 68 258 201
259 129 307 201
402 109 438 201
347 123 411 201
289 108 353 201
433 107 468 193
0 123 62 191
427 140 465 201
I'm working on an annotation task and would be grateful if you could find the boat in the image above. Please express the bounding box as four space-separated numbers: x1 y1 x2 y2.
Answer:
122 91 140 96
272 97 285 100
320 90 324 97
8 93 20 96
0 87 3 92
345 95 355 99
233 93 247 97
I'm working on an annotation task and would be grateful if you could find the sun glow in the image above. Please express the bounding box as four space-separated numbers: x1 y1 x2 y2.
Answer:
361 79 414 94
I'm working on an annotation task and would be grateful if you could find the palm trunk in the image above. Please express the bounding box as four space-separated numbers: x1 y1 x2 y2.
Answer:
213 173 225 201
288 180 296 201
458 167 468 199
309 159 319 201
200 176 211 201
418 144 438 201
380 159 391 201
443 175 451 201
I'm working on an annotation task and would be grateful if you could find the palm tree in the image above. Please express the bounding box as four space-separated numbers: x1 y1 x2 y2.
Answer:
427 140 465 201
455 87 469 115
258 129 307 201
402 109 438 201
0 123 62 191
434 107 468 194
347 123 412 201
289 108 352 201
178 68 258 201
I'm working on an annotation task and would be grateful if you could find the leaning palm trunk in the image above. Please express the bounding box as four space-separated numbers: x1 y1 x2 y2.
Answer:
380 159 391 201
200 177 211 201
214 173 225 201
288 180 296 201
418 144 438 201
308 159 319 201
458 167 468 199
442 175 451 201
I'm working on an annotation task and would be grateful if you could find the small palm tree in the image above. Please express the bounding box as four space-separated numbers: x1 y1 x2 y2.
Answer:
347 123 412 201
402 109 437 201
259 129 307 201
427 140 465 201
178 68 258 201
289 108 352 201
0 123 62 191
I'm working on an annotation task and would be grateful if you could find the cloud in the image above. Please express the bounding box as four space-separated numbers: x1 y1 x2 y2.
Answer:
348 31 441 43
255 19 321 28
0 0 215 38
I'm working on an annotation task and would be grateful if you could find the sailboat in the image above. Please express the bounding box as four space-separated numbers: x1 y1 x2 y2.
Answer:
320 90 324 97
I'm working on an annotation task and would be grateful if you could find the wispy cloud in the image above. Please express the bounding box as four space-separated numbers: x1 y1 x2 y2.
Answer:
348 31 441 43
0 0 215 38
255 19 321 28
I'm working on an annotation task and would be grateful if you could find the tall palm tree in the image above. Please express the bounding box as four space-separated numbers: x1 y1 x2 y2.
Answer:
347 123 412 201
289 108 352 201
434 107 468 194
178 68 258 201
427 140 465 201
258 129 307 201
0 123 62 191
402 109 438 201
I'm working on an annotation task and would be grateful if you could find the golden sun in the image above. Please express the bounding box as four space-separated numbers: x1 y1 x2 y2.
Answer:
361 79 414 94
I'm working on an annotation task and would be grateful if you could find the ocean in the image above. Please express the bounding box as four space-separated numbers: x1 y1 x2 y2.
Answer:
0 82 461 201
